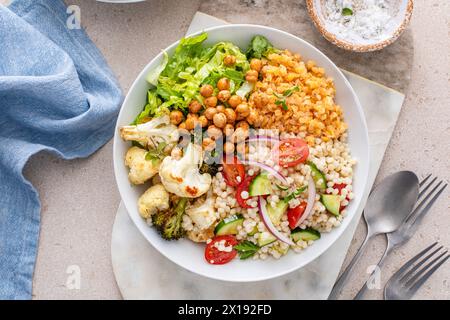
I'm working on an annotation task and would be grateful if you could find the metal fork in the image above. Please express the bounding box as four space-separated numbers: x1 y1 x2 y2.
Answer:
384 242 449 300
354 174 448 299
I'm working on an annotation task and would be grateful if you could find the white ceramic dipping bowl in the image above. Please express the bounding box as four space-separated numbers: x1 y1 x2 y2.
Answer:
307 0 414 52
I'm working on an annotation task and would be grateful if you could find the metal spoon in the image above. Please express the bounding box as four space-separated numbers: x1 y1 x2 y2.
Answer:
328 171 419 300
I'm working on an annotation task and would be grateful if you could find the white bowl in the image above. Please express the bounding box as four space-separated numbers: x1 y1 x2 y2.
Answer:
113 24 370 282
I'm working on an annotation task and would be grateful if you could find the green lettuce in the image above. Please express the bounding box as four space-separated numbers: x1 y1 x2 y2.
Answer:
133 89 163 124
138 33 251 118
146 51 169 86
246 35 277 59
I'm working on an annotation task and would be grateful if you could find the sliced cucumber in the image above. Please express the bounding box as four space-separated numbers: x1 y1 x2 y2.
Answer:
249 173 272 196
291 227 321 242
266 201 288 225
307 161 327 189
321 194 341 216
214 214 244 235
257 231 277 247
248 226 258 236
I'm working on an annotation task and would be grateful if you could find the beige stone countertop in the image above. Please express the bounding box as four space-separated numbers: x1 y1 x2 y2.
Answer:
1 0 448 299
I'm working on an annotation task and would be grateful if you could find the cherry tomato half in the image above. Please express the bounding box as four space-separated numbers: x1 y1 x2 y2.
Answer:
287 201 307 229
333 183 347 194
205 235 238 265
273 138 309 168
236 175 255 209
331 183 348 212
222 156 245 187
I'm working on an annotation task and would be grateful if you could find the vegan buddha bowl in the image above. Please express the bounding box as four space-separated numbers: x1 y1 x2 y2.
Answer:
113 25 369 282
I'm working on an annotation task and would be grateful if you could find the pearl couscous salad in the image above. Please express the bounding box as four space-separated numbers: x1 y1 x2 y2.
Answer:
119 33 356 265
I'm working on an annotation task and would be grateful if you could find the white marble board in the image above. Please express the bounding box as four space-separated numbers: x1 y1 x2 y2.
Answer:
110 12 405 300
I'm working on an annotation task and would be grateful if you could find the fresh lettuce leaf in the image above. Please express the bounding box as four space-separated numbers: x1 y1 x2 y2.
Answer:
246 35 277 59
133 89 163 124
161 33 208 80
146 51 169 86
236 81 254 98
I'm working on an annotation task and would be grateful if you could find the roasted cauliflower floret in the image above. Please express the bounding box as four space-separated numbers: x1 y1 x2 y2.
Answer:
138 184 170 219
125 146 159 185
185 197 217 230
120 115 179 149
159 143 212 198
187 227 215 243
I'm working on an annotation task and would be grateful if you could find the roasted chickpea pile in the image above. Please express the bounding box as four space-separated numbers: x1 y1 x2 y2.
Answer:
168 56 265 154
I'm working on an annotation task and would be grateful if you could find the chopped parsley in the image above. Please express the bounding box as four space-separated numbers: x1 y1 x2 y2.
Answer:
234 240 260 260
145 142 167 166
274 85 300 111
283 185 307 202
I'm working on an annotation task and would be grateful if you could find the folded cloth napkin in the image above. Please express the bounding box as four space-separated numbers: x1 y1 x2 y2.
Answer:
0 0 123 299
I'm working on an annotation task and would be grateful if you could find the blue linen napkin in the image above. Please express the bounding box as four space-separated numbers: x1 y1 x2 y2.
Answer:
0 0 123 299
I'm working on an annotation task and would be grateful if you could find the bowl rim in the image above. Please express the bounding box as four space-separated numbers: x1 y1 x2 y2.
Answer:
113 23 370 282
305 0 414 52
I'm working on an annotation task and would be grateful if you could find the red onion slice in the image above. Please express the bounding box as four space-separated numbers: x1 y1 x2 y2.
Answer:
246 135 280 144
295 177 316 228
240 159 288 185
258 197 295 246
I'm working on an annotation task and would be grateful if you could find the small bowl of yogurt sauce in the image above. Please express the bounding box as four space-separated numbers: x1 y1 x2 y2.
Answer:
306 0 413 52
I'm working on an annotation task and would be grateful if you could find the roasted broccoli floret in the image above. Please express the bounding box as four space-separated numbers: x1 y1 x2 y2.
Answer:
152 210 167 228
200 149 220 176
199 162 219 176
153 197 188 240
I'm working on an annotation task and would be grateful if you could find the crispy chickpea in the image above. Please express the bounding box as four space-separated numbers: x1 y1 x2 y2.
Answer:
224 142 235 154
187 113 198 120
170 110 184 125
204 107 217 120
207 125 223 140
213 112 227 128
223 123 234 136
245 70 259 83
217 78 230 91
224 55 236 66
224 108 236 124
200 84 214 97
253 92 269 108
246 109 260 126
204 96 218 107
250 58 263 72
202 137 215 150
185 117 196 130
188 100 202 113
236 102 250 118
217 90 231 102
235 120 250 131
216 104 226 113
198 115 208 128
228 95 242 108
178 122 187 130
